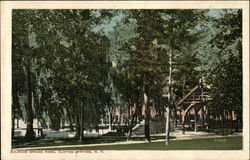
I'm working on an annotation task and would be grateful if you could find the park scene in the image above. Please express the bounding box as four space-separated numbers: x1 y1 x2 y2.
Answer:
12 9 242 150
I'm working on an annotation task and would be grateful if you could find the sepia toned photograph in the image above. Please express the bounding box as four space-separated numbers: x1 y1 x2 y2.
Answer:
1 1 249 160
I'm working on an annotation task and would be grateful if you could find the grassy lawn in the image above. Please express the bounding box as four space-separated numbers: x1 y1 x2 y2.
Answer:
49 136 242 150
12 136 127 148
16 136 242 150
12 135 175 149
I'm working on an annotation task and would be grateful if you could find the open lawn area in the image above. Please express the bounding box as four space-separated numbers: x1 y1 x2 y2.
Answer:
12 136 174 149
52 136 242 150
14 136 242 150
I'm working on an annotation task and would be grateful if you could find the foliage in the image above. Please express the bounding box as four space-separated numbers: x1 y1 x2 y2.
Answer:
207 10 242 120
12 9 243 141
12 9 115 139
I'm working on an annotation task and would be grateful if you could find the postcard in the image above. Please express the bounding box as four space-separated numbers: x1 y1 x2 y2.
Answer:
1 1 249 160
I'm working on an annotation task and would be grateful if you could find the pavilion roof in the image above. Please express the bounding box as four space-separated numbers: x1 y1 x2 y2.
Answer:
176 85 211 107
176 85 199 106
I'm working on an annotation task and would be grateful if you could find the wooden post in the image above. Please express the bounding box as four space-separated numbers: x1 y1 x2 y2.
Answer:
182 111 186 134
194 109 198 133
179 109 182 123
182 104 195 134
200 107 204 128
182 119 185 134
188 112 191 128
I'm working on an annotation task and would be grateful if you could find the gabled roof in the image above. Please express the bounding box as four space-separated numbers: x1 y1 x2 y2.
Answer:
176 85 199 106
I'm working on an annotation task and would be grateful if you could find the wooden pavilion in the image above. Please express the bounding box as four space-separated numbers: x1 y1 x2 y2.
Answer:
176 85 212 134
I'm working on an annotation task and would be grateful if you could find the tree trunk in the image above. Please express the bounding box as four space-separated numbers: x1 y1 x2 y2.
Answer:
127 102 138 141
235 119 239 132
145 106 151 142
25 65 35 140
173 107 177 128
12 89 19 140
239 112 242 129
17 119 19 128
127 111 135 141
157 97 160 116
144 93 151 142
75 104 78 140
127 100 131 125
118 106 122 126
80 101 84 141
108 106 112 131
166 48 172 143
75 99 80 140
165 105 170 145
12 112 15 141
235 110 240 132
66 107 74 131
235 111 242 132
221 110 225 136
230 110 234 134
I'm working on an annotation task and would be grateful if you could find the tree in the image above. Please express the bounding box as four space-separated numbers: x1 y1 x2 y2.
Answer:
12 10 39 140
117 9 208 143
157 9 208 144
208 9 242 134
120 10 169 142
12 9 115 141
108 17 139 139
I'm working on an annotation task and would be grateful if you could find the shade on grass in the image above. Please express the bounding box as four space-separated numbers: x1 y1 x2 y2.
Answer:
12 136 174 149
12 136 127 148
50 136 242 150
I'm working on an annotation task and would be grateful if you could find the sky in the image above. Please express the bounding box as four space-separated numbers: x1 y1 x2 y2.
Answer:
94 9 226 34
